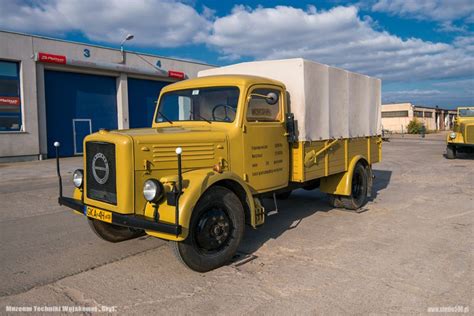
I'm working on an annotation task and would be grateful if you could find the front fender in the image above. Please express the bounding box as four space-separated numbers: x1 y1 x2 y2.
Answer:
320 155 369 196
145 169 255 241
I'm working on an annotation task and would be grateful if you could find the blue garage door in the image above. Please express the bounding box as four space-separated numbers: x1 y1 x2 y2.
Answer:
128 78 169 128
45 70 118 157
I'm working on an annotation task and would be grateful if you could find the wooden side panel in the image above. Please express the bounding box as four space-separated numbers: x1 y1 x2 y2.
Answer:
328 141 346 175
293 136 380 183
290 143 305 182
303 141 326 181
370 137 381 163
348 138 368 162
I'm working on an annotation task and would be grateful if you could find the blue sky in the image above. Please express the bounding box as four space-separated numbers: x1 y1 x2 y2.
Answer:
1 0 473 108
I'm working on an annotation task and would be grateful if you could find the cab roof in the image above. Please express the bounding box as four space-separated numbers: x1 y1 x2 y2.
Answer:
161 74 286 93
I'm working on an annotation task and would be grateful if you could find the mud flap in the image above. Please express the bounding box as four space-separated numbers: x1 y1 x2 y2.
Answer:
254 198 265 226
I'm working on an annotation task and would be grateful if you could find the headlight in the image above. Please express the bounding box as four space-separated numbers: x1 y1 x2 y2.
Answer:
73 169 84 188
143 179 164 203
450 132 456 139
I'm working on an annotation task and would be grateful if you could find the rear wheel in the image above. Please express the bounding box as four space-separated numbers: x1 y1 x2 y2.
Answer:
446 145 456 159
172 186 244 272
88 219 145 243
340 163 369 210
328 194 344 208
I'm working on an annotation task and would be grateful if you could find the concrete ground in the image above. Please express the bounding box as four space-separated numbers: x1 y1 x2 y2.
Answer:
0 133 472 314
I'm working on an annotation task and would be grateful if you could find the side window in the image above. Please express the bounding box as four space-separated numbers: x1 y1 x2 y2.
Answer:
0 60 22 131
246 88 281 122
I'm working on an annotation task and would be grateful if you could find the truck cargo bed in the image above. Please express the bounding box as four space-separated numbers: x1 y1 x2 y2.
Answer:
291 136 381 182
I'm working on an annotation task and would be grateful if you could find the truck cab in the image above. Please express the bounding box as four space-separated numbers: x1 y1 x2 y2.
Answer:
446 107 474 159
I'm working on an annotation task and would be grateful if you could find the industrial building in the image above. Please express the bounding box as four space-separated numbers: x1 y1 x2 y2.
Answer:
381 103 456 133
0 30 213 161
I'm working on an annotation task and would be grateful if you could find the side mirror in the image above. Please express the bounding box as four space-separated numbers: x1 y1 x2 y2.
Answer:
265 92 278 105
249 92 279 105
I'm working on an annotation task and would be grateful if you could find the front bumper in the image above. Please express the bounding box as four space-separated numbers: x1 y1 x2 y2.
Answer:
447 142 474 148
59 196 181 235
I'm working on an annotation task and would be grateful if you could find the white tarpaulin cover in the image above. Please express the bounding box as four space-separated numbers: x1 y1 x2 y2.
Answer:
198 58 381 141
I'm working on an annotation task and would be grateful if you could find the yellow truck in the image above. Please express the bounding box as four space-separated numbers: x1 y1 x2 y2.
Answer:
57 58 382 272
446 107 474 159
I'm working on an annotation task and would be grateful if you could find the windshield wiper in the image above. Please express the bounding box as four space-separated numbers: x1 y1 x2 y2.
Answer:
190 110 211 124
158 110 173 124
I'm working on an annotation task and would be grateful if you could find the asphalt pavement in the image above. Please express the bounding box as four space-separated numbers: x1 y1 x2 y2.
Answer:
0 133 472 314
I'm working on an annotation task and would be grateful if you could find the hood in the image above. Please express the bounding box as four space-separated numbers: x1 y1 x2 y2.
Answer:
112 126 228 172
458 117 474 125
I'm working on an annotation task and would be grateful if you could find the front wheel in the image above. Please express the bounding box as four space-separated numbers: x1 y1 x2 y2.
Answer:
172 186 244 272
340 163 369 210
88 219 145 243
446 145 456 159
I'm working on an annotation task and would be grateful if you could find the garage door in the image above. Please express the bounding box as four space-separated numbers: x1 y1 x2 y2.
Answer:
45 70 118 157
128 78 169 128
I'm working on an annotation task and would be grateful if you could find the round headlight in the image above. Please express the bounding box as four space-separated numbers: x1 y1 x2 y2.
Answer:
143 179 164 203
450 132 456 139
73 169 84 188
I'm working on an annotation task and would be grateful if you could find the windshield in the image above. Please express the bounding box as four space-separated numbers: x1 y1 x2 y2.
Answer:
156 86 239 123
458 108 474 117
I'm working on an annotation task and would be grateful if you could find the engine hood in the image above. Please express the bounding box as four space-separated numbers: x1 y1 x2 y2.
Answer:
458 117 474 126
112 126 228 172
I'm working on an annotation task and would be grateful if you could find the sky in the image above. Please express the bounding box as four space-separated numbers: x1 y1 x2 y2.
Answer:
0 0 473 108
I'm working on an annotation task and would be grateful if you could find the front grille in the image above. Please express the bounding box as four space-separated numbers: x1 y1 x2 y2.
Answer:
466 125 474 144
86 142 117 205
151 143 215 162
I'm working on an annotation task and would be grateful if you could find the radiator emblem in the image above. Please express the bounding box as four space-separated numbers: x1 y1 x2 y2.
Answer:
92 153 110 184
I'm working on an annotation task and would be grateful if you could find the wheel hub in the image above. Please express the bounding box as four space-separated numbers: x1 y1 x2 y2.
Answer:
195 209 231 252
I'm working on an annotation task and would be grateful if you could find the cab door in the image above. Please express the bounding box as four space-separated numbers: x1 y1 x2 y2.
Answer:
242 85 289 192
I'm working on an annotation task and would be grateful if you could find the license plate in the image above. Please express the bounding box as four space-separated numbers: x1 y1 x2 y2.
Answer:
86 206 112 223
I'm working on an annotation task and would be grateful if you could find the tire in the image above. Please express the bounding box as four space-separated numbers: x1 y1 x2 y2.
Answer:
276 190 292 199
340 163 369 210
328 194 344 208
88 219 145 243
446 145 456 159
172 186 244 272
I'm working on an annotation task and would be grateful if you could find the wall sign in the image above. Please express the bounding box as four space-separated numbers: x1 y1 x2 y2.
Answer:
0 96 20 106
168 70 185 80
37 52 67 64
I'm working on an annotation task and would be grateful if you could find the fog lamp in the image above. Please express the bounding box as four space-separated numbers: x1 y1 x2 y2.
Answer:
73 169 84 188
143 179 164 203
450 132 456 139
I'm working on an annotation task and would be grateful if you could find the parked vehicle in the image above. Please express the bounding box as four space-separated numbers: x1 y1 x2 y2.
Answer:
446 107 474 159
57 58 382 272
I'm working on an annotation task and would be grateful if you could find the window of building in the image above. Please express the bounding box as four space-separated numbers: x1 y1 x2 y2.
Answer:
424 111 433 118
414 110 423 117
381 111 409 118
0 60 22 131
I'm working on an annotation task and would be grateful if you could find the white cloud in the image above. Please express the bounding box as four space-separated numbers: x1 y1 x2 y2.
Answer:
384 89 442 97
372 0 474 23
0 1 472 107
0 0 209 47
382 88 473 107
205 5 474 82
